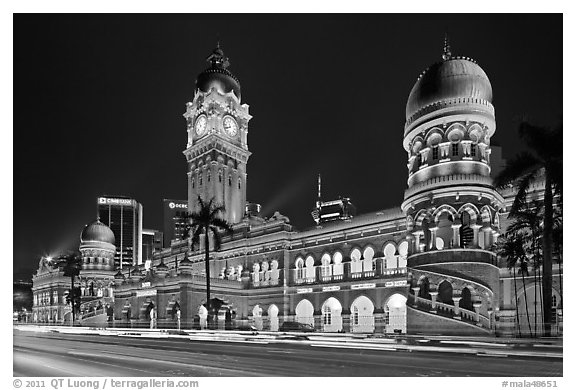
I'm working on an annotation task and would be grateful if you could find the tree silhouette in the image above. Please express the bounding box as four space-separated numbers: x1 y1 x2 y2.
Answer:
494 121 562 336
183 196 233 328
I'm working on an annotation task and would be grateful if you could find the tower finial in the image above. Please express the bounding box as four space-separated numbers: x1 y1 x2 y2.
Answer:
317 173 322 202
442 33 452 61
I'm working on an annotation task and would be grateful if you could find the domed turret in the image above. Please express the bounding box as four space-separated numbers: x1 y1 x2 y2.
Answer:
403 37 495 141
81 219 115 245
405 57 492 121
195 44 241 100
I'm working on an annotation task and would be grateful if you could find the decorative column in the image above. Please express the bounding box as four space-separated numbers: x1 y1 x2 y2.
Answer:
473 301 482 326
471 224 481 248
429 224 438 250
452 296 462 320
341 312 351 333
412 287 420 307
413 230 423 253
429 291 438 314
451 220 461 248
481 225 492 249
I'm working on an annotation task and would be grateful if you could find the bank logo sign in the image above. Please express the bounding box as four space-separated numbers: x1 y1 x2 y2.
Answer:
98 197 134 206
167 201 187 209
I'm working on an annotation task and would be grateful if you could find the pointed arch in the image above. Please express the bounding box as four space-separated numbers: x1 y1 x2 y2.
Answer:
295 299 314 327
457 203 480 224
350 295 375 333
433 204 458 223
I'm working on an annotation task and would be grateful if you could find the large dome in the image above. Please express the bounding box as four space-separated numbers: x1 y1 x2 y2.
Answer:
195 46 241 99
405 56 492 122
80 219 115 245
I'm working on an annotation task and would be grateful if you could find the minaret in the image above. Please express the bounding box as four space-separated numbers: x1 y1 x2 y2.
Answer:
183 45 252 224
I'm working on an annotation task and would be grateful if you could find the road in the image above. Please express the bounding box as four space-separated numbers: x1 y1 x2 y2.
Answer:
13 329 562 377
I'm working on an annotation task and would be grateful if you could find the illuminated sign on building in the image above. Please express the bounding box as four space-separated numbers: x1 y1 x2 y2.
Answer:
168 202 187 209
136 289 157 297
297 288 313 294
322 286 340 292
98 197 135 206
351 283 376 290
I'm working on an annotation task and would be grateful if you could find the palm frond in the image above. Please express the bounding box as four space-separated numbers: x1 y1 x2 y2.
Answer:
493 151 542 189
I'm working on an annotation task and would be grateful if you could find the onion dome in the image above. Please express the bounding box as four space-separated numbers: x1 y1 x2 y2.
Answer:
405 36 492 123
80 218 115 245
156 261 169 278
195 43 241 99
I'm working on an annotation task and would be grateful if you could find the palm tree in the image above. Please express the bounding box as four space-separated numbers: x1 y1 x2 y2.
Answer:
507 201 544 332
183 196 233 328
494 121 562 336
495 234 531 336
57 252 82 326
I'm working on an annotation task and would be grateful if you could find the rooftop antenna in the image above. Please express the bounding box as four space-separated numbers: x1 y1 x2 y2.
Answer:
317 174 322 205
442 33 452 61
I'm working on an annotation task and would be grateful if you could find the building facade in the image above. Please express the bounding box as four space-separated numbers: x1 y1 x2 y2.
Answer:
97 196 143 268
34 42 562 336
162 199 188 248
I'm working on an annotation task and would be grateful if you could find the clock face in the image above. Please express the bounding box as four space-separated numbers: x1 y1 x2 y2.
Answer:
194 115 207 136
223 116 238 137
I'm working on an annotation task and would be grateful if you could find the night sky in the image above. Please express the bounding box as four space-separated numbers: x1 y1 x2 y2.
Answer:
13 14 562 280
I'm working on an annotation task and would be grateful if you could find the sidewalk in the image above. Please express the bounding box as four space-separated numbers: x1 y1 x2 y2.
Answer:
14 325 562 360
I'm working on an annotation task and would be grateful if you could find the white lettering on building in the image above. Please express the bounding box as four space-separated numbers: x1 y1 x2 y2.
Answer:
351 283 376 290
136 289 157 297
296 288 313 294
322 286 340 292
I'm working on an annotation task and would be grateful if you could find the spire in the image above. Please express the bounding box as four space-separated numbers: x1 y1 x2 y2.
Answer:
442 33 452 61
317 173 322 202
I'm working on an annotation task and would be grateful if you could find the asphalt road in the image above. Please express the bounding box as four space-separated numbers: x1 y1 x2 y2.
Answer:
13 329 562 377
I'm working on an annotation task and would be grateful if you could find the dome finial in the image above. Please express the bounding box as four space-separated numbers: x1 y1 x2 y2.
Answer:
207 40 230 69
442 33 452 61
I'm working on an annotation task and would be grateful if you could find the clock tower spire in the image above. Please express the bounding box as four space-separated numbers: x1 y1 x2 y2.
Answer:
183 44 252 224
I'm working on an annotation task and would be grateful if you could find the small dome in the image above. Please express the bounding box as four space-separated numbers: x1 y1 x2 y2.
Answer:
81 219 115 245
406 56 492 122
195 45 241 99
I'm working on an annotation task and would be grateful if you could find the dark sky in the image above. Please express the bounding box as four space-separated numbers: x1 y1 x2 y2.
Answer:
13 14 562 279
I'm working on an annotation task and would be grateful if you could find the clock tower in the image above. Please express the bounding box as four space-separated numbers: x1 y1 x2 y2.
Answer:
183 45 252 224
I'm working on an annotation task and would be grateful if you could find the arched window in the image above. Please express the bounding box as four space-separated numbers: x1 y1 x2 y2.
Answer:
295 257 305 280
323 306 332 325
238 178 242 189
207 170 211 182
228 175 232 186
192 177 195 189
452 143 459 156
432 145 439 160
218 169 223 183
350 248 362 274
199 174 203 186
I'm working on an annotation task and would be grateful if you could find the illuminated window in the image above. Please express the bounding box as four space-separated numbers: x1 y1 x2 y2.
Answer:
323 306 332 325
452 143 459 156
353 307 359 325
432 146 439 160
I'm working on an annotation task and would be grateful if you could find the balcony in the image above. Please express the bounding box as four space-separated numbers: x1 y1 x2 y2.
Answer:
291 258 407 286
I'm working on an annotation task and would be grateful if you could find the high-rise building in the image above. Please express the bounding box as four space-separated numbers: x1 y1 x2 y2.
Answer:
97 196 143 269
162 199 188 248
142 228 163 266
